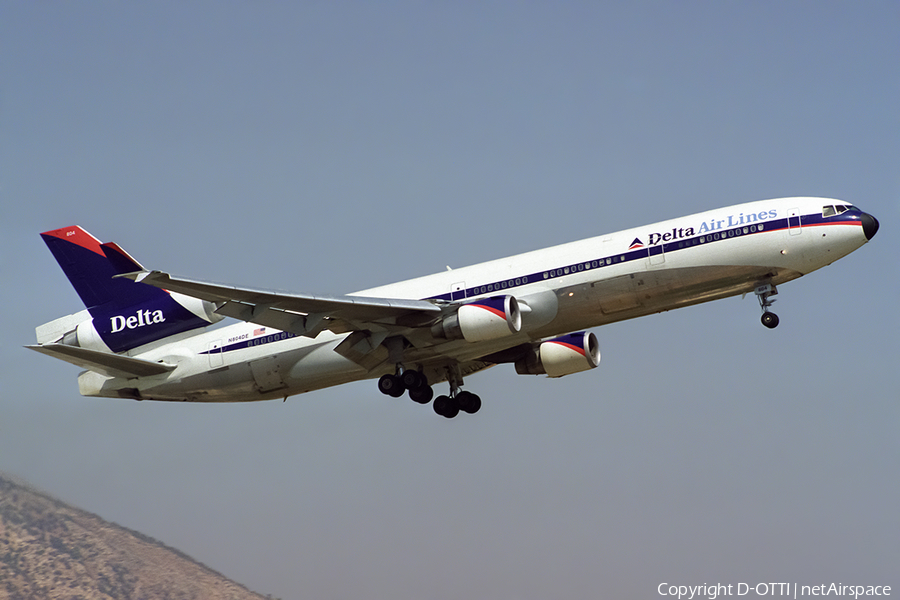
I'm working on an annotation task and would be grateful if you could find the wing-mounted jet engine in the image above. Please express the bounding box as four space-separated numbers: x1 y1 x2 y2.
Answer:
515 331 600 377
431 295 522 342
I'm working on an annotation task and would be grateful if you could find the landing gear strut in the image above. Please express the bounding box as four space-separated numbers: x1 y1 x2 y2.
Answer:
755 283 779 329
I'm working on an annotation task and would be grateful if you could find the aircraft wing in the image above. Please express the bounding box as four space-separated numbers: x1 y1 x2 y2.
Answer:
124 270 443 337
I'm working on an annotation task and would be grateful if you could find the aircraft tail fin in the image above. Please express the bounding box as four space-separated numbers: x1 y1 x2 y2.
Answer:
41 226 157 312
39 226 222 353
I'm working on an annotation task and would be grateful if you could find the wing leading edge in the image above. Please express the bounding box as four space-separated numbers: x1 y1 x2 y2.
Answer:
121 270 443 338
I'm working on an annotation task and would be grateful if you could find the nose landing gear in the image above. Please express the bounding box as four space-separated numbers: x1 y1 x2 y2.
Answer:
755 283 779 329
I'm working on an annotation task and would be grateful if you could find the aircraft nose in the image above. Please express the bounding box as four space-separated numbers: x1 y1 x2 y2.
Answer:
860 212 879 240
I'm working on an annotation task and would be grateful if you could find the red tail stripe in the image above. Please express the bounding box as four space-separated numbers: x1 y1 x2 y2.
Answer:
41 226 105 256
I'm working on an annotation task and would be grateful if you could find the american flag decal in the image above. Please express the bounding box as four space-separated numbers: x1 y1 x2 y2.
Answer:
253 327 266 336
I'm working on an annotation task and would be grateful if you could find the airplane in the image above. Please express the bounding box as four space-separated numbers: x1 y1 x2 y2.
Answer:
29 197 878 418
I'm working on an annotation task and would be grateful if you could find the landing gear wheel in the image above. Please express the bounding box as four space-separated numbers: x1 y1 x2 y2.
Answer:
377 374 405 398
433 395 459 419
400 370 424 390
456 391 482 414
409 385 433 404
761 312 779 329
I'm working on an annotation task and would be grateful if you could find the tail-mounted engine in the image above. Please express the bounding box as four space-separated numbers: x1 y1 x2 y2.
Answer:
37 226 224 353
39 294 223 353
432 295 522 342
515 331 600 377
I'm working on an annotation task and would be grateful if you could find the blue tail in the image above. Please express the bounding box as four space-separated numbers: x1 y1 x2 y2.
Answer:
41 226 214 352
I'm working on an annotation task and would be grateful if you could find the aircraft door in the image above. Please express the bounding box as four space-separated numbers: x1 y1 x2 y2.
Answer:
788 208 802 236
648 244 665 266
208 340 223 367
451 282 467 301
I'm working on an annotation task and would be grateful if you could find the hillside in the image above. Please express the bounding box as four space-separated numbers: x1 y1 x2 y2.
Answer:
0 474 273 600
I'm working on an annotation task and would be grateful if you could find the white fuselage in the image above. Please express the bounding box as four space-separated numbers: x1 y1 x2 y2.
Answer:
76 197 872 402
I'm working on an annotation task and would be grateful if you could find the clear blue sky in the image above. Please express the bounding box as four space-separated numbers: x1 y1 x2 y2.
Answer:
2 3 898 598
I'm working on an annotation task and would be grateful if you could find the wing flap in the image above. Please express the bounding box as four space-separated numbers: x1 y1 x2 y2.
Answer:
214 301 330 337
26 344 175 379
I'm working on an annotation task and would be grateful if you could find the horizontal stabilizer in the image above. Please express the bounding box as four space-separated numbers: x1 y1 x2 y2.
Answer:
26 344 175 379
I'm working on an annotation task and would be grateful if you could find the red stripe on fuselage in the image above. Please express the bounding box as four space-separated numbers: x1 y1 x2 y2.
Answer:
757 220 861 235
801 221 862 229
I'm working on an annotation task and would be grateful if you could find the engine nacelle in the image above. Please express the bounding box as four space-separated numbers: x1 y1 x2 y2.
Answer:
169 293 225 326
515 331 600 377
433 295 522 342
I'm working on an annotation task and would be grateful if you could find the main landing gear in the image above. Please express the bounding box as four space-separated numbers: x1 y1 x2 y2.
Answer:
377 370 432 402
755 283 780 329
377 366 481 419
433 390 481 419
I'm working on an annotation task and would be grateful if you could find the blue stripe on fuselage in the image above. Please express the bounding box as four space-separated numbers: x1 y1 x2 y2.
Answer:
427 211 862 302
202 210 862 355
200 330 299 355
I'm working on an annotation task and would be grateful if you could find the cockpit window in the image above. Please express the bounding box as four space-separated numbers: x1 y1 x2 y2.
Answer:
824 205 852 217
